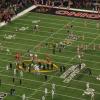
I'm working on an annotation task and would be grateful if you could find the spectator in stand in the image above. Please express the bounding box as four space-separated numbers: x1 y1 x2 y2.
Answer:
0 0 34 22
0 0 99 22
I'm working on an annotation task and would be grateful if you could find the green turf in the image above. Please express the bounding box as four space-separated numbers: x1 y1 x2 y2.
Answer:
0 12 100 100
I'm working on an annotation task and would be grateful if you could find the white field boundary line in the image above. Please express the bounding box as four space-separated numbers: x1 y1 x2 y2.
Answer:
0 5 37 27
0 28 99 42
18 16 100 31
0 73 100 96
1 82 87 100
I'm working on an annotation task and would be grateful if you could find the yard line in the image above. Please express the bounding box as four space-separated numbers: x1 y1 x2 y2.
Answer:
0 25 99 40
0 72 100 95
0 56 100 81
0 45 100 67
16 94 40 100
0 82 88 100
0 69 5 73
0 41 92 58
27 25 66 98
0 29 99 45
3 21 99 36
55 92 86 100
28 71 59 98
0 32 100 62
0 24 100 65
22 19 76 98
0 30 100 49
13 21 100 34
88 35 100 46
0 61 99 84
0 9 99 100
0 53 100 72
0 43 100 64
0 56 93 100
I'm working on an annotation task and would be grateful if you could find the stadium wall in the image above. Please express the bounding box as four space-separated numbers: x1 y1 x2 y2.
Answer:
32 5 100 20
0 5 100 28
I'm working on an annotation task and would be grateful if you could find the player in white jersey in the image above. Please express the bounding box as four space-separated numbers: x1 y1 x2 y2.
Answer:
86 82 90 89
22 94 26 100
33 24 39 32
44 88 48 96
6 65 9 70
14 68 16 77
52 83 56 90
42 95 45 100
96 75 100 80
51 89 55 99
20 70 23 78
91 92 95 100
6 48 10 54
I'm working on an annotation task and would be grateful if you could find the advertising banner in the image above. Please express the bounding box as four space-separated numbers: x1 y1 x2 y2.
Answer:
32 6 100 20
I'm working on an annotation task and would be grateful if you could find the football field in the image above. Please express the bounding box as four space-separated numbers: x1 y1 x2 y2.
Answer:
0 12 100 100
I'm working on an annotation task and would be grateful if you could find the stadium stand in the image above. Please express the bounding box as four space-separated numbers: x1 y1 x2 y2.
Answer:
0 0 34 22
0 0 100 22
